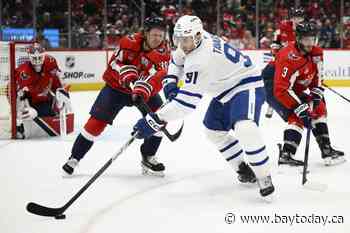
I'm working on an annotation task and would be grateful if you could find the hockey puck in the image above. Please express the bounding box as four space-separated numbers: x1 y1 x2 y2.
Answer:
54 214 66 220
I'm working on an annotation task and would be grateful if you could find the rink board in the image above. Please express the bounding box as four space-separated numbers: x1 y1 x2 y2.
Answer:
46 49 350 91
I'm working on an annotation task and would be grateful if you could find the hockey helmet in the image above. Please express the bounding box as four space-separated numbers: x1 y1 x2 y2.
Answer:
295 21 318 52
296 21 317 38
26 43 45 72
173 15 204 50
289 7 305 19
144 16 166 32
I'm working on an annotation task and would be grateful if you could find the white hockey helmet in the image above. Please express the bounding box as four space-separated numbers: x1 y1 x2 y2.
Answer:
26 43 45 72
173 15 204 48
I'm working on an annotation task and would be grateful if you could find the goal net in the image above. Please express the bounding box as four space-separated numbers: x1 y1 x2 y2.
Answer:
0 41 30 139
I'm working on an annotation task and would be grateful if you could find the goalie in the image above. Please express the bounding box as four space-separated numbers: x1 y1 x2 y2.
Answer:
15 43 74 138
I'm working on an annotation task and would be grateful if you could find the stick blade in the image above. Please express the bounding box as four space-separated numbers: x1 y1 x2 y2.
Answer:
26 202 64 217
167 121 184 142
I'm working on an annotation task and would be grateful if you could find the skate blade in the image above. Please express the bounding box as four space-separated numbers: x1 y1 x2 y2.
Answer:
62 171 74 178
260 193 275 203
324 157 346 166
141 166 165 177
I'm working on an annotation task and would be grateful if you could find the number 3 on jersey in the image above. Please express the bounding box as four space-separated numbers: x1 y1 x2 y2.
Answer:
281 67 288 77
185 71 198 84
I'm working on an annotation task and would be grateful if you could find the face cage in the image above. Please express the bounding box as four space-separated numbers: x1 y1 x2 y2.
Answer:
29 54 44 66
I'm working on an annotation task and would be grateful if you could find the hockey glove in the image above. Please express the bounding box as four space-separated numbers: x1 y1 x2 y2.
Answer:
294 103 311 127
311 87 324 108
56 87 70 110
118 65 138 88
133 113 165 139
132 80 153 103
20 106 38 120
162 75 179 100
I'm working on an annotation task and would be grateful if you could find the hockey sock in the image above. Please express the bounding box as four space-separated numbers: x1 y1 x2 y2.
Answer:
71 133 94 161
71 117 107 161
141 135 163 157
205 128 244 171
312 121 331 146
282 126 303 155
235 120 270 179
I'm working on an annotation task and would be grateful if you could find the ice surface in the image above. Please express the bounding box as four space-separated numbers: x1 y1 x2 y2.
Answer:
1 88 349 233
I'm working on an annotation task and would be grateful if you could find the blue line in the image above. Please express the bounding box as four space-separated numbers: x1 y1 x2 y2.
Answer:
173 98 196 109
246 146 266 155
226 149 243 161
249 156 269 166
219 140 238 153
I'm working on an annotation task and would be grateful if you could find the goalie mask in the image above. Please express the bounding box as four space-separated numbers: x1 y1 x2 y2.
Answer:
173 15 204 54
27 43 45 72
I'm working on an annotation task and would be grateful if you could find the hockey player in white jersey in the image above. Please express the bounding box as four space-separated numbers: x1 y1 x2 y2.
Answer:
133 15 275 199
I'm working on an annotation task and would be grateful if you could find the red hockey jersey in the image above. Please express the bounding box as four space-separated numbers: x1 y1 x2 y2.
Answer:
274 43 323 109
103 32 170 96
15 55 63 104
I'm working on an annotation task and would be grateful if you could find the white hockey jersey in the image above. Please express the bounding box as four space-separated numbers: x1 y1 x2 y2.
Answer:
158 32 263 122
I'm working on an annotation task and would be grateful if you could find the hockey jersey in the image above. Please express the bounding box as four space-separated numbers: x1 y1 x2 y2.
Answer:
103 32 171 96
273 43 323 109
158 31 262 122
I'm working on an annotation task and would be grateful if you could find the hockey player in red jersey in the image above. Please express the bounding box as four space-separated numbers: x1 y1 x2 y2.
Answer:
264 7 305 118
265 21 345 166
62 16 171 177
15 43 73 138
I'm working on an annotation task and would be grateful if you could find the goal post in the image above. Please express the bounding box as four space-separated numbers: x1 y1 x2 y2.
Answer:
0 41 31 139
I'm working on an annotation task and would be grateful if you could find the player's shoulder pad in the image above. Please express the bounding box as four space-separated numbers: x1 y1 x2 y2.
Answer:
280 43 304 63
43 54 59 72
147 41 171 65
119 33 142 51
16 62 32 73
15 63 32 83
44 54 58 65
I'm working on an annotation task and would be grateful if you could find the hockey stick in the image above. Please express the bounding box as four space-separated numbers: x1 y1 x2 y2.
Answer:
59 102 67 137
49 90 67 137
322 83 350 103
135 99 184 142
302 124 328 192
302 125 311 185
26 133 138 218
